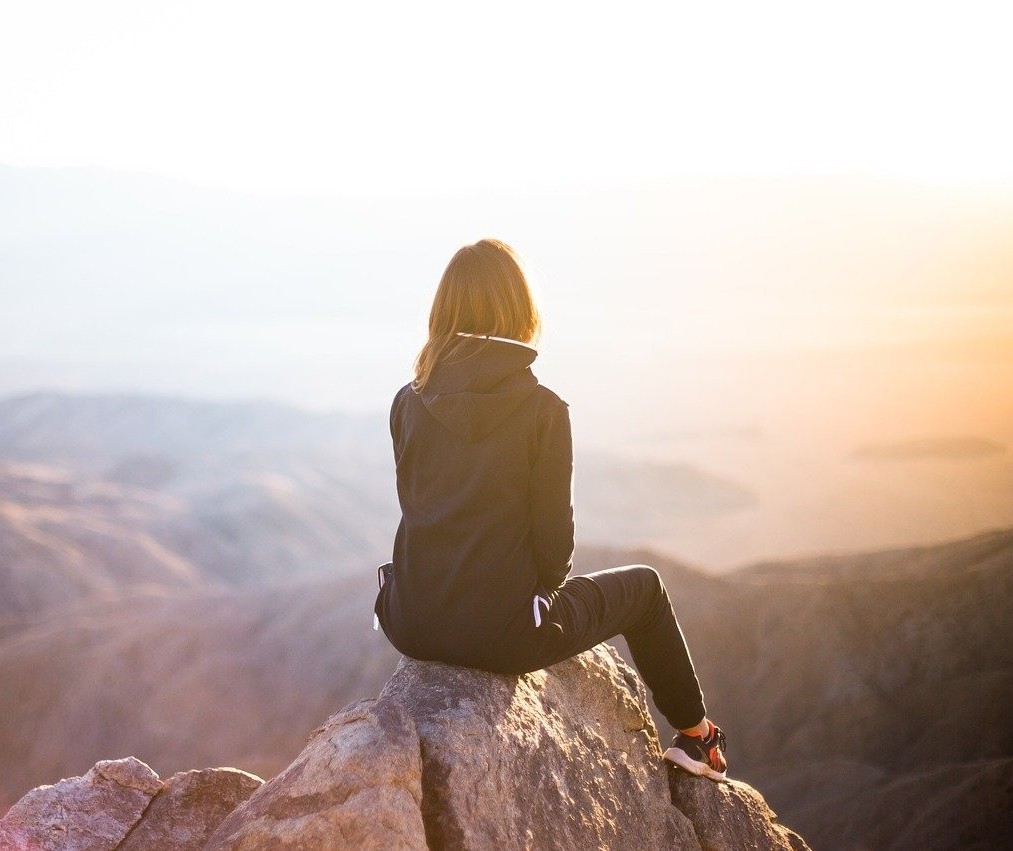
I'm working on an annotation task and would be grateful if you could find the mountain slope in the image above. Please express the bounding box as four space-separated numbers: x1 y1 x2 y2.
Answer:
0 461 206 622
0 575 397 807
0 392 759 590
0 517 1009 848
641 528 1013 849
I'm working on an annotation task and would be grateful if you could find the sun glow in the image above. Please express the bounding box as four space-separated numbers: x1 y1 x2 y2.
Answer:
2 1 1012 196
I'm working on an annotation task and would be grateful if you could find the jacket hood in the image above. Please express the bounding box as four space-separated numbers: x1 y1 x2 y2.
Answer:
421 338 538 442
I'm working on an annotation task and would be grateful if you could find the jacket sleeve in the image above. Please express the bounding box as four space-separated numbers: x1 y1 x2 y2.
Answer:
530 399 575 592
389 385 408 461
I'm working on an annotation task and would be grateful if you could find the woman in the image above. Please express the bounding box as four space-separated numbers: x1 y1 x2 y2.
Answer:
374 238 727 781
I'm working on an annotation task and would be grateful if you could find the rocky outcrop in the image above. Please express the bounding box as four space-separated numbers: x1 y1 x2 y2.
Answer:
0 758 161 851
205 698 428 850
118 768 263 850
0 646 808 850
207 645 808 850
669 773 809 851
0 758 261 851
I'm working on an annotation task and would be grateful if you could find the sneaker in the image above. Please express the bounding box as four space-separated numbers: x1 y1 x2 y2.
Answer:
664 721 728 782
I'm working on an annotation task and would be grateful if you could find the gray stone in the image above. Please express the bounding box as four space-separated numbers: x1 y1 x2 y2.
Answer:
384 647 697 850
205 697 427 850
207 644 809 850
1 646 812 850
0 757 161 851
118 767 263 850
669 771 810 851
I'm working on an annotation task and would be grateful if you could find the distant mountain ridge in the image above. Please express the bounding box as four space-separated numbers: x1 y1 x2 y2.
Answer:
682 527 1013 849
0 452 396 604
1 390 1009 846
0 392 757 587
0 392 388 464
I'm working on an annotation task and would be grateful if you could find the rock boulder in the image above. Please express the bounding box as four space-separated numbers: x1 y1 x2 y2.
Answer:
207 645 809 850
119 767 263 850
0 757 161 851
206 696 428 850
0 759 262 851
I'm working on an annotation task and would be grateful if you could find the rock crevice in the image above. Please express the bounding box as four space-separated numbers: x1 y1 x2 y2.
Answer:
0 758 261 851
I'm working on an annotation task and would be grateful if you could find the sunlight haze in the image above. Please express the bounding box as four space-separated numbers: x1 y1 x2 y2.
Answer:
1 1 1011 567
1 8 1011 841
2 1 1012 195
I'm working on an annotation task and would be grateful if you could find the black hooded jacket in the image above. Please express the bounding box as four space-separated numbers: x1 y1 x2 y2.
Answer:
377 336 574 667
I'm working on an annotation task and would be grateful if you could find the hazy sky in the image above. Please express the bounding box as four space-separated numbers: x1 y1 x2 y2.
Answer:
2 0 1011 431
2 2 1011 567
2 1 1012 195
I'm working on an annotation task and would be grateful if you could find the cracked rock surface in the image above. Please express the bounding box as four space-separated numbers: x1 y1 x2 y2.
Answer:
0 759 261 851
206 645 808 850
1 646 808 850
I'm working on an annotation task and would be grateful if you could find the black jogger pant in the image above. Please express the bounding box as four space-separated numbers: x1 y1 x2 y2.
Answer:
380 563 707 731
523 565 707 730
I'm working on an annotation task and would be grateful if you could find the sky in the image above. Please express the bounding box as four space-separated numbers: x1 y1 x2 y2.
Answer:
1 0 1011 418
2 0 1013 196
1 0 1012 565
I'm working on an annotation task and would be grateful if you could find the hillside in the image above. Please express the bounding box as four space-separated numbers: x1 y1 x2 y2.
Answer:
1 530 1010 848
0 576 399 814
0 392 1009 846
0 461 206 622
637 529 1013 849
0 392 757 591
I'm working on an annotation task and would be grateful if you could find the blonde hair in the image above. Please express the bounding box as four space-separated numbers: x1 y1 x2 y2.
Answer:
412 239 541 391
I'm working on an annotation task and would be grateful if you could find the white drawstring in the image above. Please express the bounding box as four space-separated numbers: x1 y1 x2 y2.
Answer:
373 564 388 631
532 594 550 628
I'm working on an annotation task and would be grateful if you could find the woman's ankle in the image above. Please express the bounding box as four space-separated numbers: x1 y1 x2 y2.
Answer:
679 717 710 739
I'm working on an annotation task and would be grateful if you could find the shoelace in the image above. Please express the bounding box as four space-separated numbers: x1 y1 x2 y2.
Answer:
708 727 727 753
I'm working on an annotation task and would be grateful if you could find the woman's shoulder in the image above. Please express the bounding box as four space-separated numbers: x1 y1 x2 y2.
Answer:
390 381 419 410
532 383 569 411
389 382 416 429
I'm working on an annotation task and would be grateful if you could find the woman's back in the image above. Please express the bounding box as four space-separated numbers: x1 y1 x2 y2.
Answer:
374 238 727 781
379 335 574 667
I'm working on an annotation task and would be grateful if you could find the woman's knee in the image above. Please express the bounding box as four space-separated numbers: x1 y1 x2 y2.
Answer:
626 563 660 583
625 564 669 601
